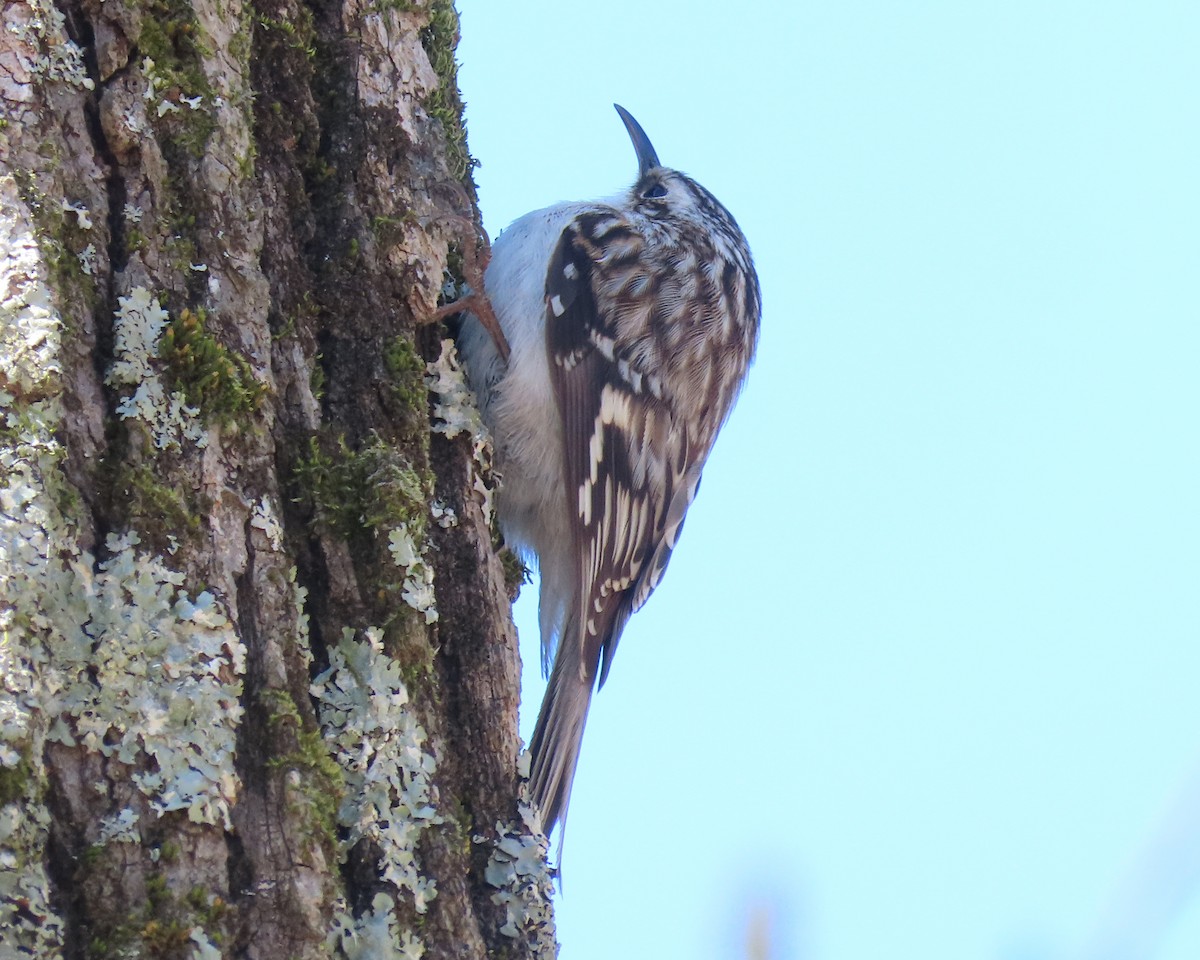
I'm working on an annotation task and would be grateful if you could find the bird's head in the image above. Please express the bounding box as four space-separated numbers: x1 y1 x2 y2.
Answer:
614 103 685 216
613 104 754 269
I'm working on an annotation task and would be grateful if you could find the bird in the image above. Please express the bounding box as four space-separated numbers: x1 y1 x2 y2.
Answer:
457 104 761 836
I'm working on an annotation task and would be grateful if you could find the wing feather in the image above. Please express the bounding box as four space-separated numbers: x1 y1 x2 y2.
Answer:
545 218 699 689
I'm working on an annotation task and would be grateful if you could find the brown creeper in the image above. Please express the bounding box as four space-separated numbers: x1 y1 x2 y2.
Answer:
458 105 761 835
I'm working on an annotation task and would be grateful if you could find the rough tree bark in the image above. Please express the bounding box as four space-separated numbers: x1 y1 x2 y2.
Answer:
1 0 555 957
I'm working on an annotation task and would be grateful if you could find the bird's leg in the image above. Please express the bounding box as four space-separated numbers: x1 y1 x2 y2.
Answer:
427 215 511 362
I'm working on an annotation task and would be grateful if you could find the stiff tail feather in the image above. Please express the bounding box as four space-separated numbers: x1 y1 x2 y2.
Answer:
527 624 593 836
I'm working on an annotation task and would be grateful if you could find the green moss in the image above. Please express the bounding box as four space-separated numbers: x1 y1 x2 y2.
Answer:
89 933 124 956
0 744 32 805
137 0 218 158
228 15 253 68
370 211 418 241
237 142 257 180
368 0 417 11
185 885 228 931
162 230 199 277
309 353 325 401
292 432 430 549
441 245 468 308
271 313 294 341
420 1 476 181
13 169 99 315
261 689 343 849
271 291 318 341
397 622 440 688
305 157 337 184
86 860 222 960
383 335 427 415
145 872 170 907
159 307 266 425
440 795 475 863
109 460 201 539
53 231 96 307
498 547 529 600
52 469 85 528
139 917 192 955
255 10 317 61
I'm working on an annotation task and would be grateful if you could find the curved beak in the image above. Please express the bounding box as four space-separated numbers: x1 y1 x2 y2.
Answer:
614 104 661 176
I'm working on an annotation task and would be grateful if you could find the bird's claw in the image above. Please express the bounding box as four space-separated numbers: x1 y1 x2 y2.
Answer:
428 216 511 363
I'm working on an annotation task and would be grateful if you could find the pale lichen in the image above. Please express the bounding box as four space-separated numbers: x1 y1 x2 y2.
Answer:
7 0 95 91
426 338 494 525
430 499 457 528
0 800 64 953
328 892 425 960
142 54 208 122
60 199 94 230
2 516 243 829
311 627 442 923
189 927 222 960
250 497 285 551
0 197 60 397
78 241 97 276
387 524 438 624
425 338 487 457
0 453 62 928
1 176 69 952
2 184 246 953
479 755 558 954
43 532 246 828
288 566 313 670
96 807 141 845
107 287 209 450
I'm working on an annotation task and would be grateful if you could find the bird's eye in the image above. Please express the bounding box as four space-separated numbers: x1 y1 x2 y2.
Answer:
642 183 668 199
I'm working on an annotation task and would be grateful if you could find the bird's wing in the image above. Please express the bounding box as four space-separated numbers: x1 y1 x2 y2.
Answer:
545 214 703 688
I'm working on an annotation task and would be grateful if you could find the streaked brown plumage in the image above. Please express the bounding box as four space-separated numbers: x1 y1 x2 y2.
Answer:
458 105 760 836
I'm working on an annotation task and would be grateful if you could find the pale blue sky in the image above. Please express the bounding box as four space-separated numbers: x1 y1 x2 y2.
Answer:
456 3 1200 958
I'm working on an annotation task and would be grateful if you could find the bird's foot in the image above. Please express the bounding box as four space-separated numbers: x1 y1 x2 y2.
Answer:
427 215 511 362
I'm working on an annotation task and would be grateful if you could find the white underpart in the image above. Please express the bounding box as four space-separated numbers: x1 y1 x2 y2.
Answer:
457 202 594 666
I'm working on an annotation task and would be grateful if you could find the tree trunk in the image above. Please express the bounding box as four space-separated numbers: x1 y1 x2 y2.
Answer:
1 0 555 956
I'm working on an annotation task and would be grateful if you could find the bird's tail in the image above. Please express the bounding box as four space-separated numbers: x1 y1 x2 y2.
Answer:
527 619 593 836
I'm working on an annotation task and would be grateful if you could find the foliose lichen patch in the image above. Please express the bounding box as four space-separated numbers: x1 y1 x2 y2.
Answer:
45 531 246 828
250 496 285 551
387 523 438 623
7 0 95 91
425 338 495 525
2 180 73 953
328 891 425 960
2 179 246 952
107 287 209 450
479 755 558 956
311 626 442 953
